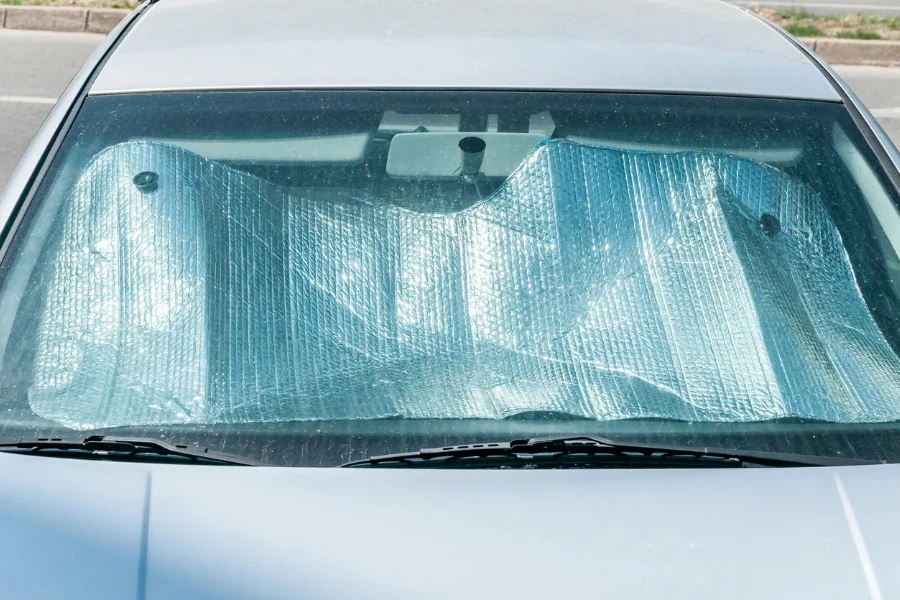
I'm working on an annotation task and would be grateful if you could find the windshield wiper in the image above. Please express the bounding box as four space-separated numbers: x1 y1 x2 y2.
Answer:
340 435 881 468
0 435 262 466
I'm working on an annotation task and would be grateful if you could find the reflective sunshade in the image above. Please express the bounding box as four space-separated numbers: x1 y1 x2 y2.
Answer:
2 92 900 463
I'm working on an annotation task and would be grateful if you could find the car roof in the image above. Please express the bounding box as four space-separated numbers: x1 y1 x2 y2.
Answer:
89 0 840 101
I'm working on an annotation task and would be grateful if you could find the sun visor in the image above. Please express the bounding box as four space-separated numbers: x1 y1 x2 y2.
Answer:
143 133 372 164
25 140 900 428
567 136 803 167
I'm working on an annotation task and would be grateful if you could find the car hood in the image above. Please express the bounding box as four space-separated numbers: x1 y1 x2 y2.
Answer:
0 453 897 599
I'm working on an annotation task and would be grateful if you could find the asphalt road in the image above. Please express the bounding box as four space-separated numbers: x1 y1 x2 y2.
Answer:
3 29 900 192
0 29 102 192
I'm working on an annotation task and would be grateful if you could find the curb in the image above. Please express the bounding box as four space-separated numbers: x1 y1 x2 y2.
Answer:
0 6 130 35
799 37 900 66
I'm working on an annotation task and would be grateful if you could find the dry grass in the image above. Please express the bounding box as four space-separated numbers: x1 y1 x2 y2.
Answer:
756 8 900 40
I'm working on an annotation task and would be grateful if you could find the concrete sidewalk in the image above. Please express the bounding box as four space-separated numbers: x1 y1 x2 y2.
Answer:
805 37 900 65
0 6 128 34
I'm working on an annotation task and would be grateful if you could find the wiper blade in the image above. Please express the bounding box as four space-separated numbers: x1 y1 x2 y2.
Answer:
341 435 881 468
0 435 262 466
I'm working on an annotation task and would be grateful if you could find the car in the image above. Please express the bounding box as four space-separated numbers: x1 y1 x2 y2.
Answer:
2 0 900 597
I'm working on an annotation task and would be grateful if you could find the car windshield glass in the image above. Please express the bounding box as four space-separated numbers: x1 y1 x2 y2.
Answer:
2 90 900 467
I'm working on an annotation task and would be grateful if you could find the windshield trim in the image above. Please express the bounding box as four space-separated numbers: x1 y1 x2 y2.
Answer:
4 90 900 465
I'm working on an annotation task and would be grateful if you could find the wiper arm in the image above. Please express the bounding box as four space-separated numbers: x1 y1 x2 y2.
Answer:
0 435 263 466
341 435 881 468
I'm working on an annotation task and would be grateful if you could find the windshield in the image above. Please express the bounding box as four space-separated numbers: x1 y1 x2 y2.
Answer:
2 90 900 466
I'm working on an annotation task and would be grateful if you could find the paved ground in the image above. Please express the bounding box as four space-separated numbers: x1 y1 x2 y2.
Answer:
837 65 900 141
3 30 900 192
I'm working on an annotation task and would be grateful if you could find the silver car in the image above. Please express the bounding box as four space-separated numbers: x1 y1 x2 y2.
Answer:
1 0 899 598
